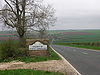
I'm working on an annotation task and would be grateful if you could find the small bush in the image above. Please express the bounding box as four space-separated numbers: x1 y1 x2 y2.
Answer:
0 40 27 60
0 40 17 59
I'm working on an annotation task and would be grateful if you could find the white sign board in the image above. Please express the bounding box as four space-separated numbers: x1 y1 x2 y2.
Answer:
29 41 47 50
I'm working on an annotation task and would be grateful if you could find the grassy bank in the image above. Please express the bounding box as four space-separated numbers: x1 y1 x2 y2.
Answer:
0 48 61 63
15 48 61 63
55 43 100 50
0 69 64 75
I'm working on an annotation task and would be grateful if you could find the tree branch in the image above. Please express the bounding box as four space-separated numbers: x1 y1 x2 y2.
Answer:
4 0 17 16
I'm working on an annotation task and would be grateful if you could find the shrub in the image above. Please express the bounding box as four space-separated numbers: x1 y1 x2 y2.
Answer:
0 40 27 60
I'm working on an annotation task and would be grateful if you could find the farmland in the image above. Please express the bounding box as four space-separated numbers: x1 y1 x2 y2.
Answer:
49 30 100 50
0 31 18 42
0 29 100 44
49 30 100 43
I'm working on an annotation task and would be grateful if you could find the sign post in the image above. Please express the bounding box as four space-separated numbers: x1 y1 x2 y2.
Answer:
29 41 47 50
26 39 49 57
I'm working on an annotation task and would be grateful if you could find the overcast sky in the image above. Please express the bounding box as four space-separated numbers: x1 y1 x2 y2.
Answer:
1 0 100 30
45 0 100 30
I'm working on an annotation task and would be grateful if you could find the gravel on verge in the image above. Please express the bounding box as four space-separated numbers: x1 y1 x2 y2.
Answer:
0 60 77 75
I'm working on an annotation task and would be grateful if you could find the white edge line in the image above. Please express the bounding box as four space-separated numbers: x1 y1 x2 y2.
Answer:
50 46 81 75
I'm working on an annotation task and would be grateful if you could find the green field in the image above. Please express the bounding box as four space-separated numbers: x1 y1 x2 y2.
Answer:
0 30 100 49
50 29 100 43
0 30 100 43
50 29 100 50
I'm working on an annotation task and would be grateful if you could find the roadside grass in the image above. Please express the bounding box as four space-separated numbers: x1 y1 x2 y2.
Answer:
0 47 61 63
16 47 61 63
54 43 100 50
0 69 64 75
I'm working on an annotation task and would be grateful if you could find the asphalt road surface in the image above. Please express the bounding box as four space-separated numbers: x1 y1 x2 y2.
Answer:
52 45 100 75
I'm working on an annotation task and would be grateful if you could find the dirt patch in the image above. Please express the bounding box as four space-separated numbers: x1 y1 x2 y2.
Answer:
0 60 77 75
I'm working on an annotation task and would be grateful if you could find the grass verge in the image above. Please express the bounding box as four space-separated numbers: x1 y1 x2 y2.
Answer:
55 43 100 50
0 69 64 75
0 48 61 63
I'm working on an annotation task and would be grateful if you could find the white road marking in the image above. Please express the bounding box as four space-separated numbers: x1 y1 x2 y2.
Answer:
51 46 81 75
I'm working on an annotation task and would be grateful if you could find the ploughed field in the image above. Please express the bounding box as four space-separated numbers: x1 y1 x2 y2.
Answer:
0 31 37 42
49 30 100 47
0 31 18 42
0 30 100 46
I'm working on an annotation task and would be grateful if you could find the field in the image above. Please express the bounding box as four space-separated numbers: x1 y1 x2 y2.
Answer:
49 30 100 43
0 30 100 49
49 30 100 50
0 30 100 42
0 31 18 42
0 30 100 43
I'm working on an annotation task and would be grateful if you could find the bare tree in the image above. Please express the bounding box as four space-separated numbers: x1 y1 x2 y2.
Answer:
30 4 56 39
0 0 56 47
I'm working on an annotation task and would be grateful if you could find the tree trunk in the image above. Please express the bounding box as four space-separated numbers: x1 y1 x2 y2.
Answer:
19 36 26 48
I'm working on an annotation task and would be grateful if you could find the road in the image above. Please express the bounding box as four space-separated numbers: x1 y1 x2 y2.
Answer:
52 45 100 75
